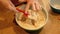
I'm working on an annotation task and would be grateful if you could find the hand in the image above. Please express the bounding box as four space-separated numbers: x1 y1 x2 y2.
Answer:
0 0 17 12
19 0 41 12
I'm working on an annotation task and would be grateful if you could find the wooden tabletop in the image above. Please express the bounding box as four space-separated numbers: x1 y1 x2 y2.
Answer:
0 0 60 34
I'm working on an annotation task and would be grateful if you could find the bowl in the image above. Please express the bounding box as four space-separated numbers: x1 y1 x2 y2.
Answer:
15 4 48 32
50 0 60 14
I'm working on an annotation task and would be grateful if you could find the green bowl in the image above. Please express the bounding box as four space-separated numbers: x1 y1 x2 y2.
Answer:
50 0 60 14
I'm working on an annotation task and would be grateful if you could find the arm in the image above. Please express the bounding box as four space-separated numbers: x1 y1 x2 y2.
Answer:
0 0 17 12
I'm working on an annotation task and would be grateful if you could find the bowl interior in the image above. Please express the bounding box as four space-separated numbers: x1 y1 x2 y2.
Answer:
15 4 48 30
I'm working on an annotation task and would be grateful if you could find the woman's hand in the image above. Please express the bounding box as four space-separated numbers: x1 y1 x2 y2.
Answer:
19 0 41 12
0 0 17 12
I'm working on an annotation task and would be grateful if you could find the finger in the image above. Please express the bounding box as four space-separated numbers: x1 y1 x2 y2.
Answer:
8 0 18 12
37 3 42 9
25 2 30 12
35 2 40 10
32 3 36 10
8 0 15 7
8 0 15 10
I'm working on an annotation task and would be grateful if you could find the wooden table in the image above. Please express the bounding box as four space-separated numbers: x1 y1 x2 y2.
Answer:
0 0 60 34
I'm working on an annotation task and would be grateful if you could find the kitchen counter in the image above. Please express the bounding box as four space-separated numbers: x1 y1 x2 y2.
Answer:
0 0 60 34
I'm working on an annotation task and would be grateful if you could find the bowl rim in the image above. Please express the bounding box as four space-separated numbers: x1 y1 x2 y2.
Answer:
15 5 48 31
49 0 60 10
